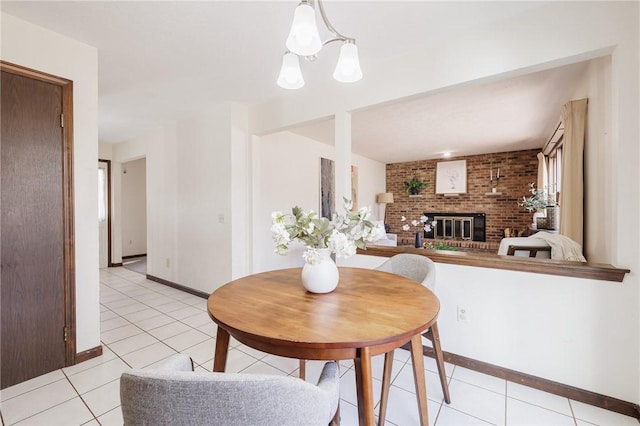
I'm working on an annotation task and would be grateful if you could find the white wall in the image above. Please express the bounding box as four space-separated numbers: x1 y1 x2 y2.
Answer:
252 130 386 273
98 143 113 160
579 56 613 263
175 104 232 293
141 125 179 282
341 254 637 403
1 13 100 353
230 104 252 279
121 158 147 256
117 103 246 294
248 2 639 404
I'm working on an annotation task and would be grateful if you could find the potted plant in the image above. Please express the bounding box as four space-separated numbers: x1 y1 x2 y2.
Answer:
518 183 557 228
271 199 386 293
404 176 428 195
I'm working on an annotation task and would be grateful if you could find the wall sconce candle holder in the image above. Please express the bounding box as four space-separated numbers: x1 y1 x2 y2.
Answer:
486 167 502 196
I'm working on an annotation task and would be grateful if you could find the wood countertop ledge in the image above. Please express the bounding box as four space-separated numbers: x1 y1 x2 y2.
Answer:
359 246 630 283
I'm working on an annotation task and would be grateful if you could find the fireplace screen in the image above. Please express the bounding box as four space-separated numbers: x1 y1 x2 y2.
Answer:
424 212 486 242
437 217 473 240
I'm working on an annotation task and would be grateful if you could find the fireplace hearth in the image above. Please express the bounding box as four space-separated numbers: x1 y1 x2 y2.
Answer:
423 212 486 242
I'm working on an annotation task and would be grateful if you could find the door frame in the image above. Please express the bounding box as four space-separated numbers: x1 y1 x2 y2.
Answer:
99 159 113 267
1 61 76 366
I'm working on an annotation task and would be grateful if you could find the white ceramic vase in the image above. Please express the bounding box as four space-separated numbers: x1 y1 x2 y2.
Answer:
301 248 339 294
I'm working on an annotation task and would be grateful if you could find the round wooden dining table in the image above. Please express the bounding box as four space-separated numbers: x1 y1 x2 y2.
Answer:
207 267 440 426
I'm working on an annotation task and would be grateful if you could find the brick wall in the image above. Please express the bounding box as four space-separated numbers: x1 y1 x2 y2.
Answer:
385 149 539 245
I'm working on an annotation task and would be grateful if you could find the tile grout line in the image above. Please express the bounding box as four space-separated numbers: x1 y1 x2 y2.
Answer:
568 399 579 426
3 378 80 426
505 394 580 421
100 299 213 370
102 309 214 365
99 280 212 358
101 279 209 332
60 368 102 424
504 376 508 425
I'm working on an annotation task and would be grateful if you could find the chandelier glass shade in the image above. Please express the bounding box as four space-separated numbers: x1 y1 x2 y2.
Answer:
285 2 322 57
277 0 362 89
277 52 305 90
333 41 362 83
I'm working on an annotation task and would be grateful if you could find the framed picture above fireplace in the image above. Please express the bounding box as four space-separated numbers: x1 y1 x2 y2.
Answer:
436 160 467 194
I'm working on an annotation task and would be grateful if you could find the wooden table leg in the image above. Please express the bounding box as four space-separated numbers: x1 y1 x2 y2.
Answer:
410 334 429 426
213 327 230 372
354 346 375 426
378 350 394 425
299 359 306 380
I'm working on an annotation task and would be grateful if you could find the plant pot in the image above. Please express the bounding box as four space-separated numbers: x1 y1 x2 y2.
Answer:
536 216 547 229
532 211 546 229
546 206 558 230
301 248 339 294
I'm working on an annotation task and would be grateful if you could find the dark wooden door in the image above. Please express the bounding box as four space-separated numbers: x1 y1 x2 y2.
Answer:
1 70 67 388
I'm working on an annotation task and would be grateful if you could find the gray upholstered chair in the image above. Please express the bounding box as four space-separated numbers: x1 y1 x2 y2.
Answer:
120 354 340 426
376 254 451 421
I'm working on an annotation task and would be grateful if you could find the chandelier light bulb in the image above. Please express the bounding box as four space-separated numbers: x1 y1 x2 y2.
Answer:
285 2 322 57
277 52 305 90
333 42 363 83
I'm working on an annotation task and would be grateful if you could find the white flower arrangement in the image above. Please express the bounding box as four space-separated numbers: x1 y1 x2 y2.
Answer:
401 215 437 233
518 183 556 212
271 199 387 264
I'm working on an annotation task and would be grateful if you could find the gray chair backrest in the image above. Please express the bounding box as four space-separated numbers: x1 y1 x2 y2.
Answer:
120 354 339 426
376 253 437 291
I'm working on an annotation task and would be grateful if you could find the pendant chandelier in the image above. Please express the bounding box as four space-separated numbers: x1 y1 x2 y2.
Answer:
277 0 363 90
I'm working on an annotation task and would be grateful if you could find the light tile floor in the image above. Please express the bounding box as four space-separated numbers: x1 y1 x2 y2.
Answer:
1 267 637 426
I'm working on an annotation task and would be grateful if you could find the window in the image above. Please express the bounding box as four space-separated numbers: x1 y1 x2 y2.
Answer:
543 122 563 204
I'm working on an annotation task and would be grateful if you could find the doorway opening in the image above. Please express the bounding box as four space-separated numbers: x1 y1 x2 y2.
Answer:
121 157 147 275
98 159 111 268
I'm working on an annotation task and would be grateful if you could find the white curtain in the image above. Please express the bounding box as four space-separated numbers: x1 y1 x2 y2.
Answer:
559 98 588 246
536 152 548 193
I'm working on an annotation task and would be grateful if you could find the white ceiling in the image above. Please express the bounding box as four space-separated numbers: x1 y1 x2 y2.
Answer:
1 1 589 163
290 61 589 162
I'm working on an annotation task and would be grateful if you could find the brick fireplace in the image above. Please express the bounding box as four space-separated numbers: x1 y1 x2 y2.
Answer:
385 149 539 248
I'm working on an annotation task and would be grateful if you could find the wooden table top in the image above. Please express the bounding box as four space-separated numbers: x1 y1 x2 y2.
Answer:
207 267 440 352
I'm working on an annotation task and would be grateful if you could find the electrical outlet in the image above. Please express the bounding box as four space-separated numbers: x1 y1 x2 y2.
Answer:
165 258 170 268
218 213 225 223
457 305 470 322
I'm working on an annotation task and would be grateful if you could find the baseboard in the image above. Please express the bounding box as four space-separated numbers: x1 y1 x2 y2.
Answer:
75 345 103 364
403 343 640 420
146 274 209 299
109 262 123 267
122 253 147 260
